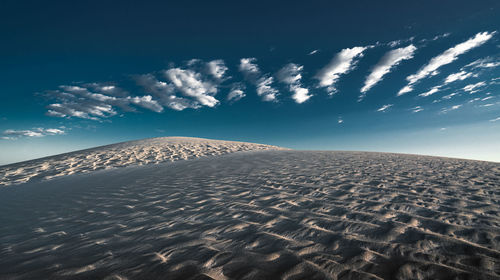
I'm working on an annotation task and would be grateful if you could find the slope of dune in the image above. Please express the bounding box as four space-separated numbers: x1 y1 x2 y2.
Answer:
0 137 286 186
1 151 499 279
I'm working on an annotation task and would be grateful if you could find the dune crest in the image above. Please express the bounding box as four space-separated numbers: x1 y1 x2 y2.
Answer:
0 137 286 186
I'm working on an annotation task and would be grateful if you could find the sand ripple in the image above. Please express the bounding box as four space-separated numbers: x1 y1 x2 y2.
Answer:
0 151 499 279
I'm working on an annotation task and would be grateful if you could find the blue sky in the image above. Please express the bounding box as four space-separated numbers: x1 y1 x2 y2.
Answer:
1 0 499 164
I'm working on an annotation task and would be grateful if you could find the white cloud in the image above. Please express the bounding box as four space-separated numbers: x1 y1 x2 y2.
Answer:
206 59 228 80
398 31 495 95
441 104 463 113
442 92 459 100
443 71 474 84
431 33 451 41
239 58 260 80
463 81 486 93
135 74 195 111
315 46 368 95
308 50 319 55
165 68 219 107
412 106 423 113
256 76 278 101
377 104 393 112
227 84 246 102
418 69 475 98
419 86 441 97
361 45 416 95
464 57 500 69
2 128 65 140
490 117 500 122
45 82 167 120
239 58 279 102
127 95 164 113
276 63 312 103
47 103 117 121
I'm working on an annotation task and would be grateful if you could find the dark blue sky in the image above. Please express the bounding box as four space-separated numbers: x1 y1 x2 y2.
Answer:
1 0 499 164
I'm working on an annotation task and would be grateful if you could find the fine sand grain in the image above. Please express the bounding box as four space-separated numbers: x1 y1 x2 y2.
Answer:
0 150 499 279
0 137 286 186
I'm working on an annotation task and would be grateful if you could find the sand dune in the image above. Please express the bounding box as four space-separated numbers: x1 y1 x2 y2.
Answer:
0 137 286 186
1 150 499 279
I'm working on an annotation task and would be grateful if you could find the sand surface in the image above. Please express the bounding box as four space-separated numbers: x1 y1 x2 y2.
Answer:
0 137 285 186
1 151 499 279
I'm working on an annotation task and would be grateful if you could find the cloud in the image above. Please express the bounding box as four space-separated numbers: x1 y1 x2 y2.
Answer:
227 84 246 102
239 58 279 101
127 95 164 113
398 31 495 95
1 128 65 140
464 57 500 69
206 59 228 80
315 46 368 95
443 70 475 84
135 74 195 111
255 77 278 102
239 58 260 80
47 103 117 121
276 63 312 103
419 86 441 97
45 83 165 121
441 104 463 113
463 81 486 93
308 50 319 55
442 92 459 100
164 68 219 107
412 106 423 113
137 59 229 110
376 104 393 112
490 117 500 122
360 45 416 97
387 37 414 48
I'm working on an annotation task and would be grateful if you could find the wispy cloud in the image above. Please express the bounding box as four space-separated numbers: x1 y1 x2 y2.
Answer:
412 106 423 113
463 81 486 93
308 50 319 55
377 104 393 112
464 57 500 69
1 128 65 140
443 70 475 84
398 31 495 95
239 58 278 101
441 104 463 113
387 37 414 48
360 45 416 97
490 117 500 122
227 83 246 102
418 69 476 97
315 46 369 95
419 86 442 97
276 63 312 103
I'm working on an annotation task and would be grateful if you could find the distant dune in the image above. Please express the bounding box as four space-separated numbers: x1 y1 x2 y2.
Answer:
0 137 287 186
0 148 499 279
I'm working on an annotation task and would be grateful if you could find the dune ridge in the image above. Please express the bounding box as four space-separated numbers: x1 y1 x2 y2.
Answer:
0 137 287 186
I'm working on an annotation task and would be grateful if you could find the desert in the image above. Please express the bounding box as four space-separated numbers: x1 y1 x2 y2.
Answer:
1 138 499 279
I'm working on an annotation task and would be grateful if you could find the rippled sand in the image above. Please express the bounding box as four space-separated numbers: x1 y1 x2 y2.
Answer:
1 151 499 279
0 137 286 186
